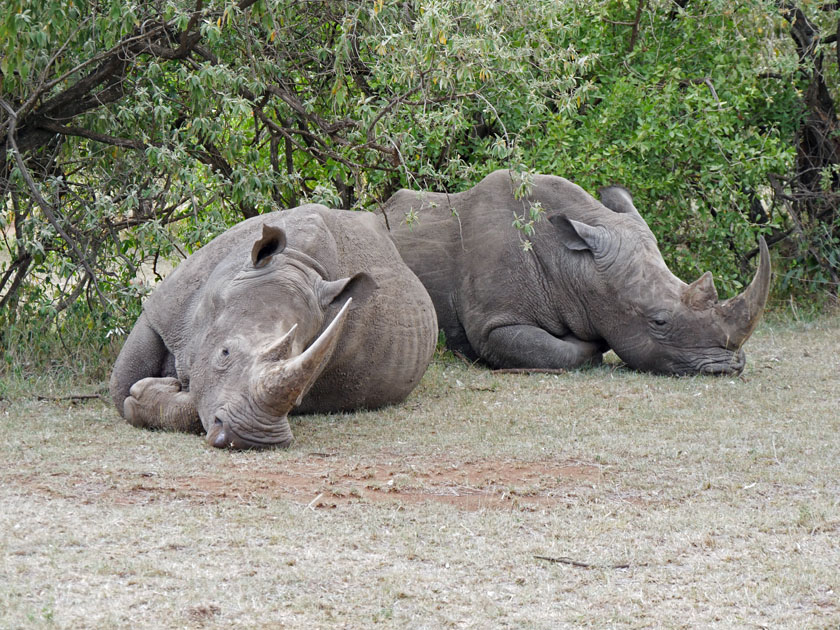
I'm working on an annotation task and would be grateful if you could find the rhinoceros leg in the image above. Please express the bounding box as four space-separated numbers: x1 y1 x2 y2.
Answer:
482 325 605 370
110 313 201 433
123 377 202 434
110 312 170 414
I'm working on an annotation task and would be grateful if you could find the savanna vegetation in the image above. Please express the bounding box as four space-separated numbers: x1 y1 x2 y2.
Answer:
1 0 839 378
2 316 838 628
2 4 839 628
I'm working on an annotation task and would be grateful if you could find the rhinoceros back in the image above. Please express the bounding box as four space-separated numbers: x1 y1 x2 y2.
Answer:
295 209 437 413
381 170 611 360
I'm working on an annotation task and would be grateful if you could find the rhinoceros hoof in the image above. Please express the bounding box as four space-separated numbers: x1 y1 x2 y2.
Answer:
124 377 183 429
123 394 152 428
128 376 181 399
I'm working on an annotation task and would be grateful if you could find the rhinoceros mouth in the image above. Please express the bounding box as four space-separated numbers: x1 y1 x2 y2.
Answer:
222 425 293 450
651 347 746 376
207 414 294 450
692 349 746 376
206 400 295 450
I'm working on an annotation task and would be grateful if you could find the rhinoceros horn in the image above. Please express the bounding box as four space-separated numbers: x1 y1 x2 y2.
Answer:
254 297 353 412
683 271 719 309
714 237 771 350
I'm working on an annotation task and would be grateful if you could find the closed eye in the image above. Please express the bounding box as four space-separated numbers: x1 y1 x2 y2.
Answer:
648 312 672 333
213 340 240 370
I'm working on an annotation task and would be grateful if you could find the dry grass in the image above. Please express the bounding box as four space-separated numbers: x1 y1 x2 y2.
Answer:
1 314 839 629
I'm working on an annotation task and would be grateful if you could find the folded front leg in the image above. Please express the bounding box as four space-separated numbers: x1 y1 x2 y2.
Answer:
482 324 606 370
124 377 202 434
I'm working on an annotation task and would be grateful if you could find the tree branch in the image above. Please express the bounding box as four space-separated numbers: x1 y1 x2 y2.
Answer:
36 121 147 150
628 0 648 53
0 253 32 312
0 98 108 309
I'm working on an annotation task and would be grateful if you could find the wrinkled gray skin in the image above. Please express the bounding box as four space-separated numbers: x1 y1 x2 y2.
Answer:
110 204 437 449
382 170 771 375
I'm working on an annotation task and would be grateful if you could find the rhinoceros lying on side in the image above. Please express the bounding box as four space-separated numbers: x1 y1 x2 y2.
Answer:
382 170 770 375
110 204 437 449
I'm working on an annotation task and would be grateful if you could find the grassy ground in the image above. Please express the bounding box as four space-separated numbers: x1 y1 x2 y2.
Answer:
1 315 838 629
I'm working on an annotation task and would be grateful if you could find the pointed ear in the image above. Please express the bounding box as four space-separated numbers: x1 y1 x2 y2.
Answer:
319 272 377 310
549 215 611 257
683 271 719 309
251 224 287 268
598 185 640 216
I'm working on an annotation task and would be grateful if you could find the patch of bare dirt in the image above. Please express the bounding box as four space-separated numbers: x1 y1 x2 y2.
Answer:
191 456 604 510
9 454 605 511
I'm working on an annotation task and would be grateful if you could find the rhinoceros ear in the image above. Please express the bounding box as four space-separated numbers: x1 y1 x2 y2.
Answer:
251 224 287 268
598 185 640 216
549 215 611 258
319 272 377 310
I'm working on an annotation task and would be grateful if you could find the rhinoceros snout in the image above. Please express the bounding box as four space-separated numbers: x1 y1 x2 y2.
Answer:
697 349 746 376
207 417 293 450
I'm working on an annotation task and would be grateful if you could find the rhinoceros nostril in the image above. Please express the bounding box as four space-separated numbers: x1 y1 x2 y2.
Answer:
210 418 232 449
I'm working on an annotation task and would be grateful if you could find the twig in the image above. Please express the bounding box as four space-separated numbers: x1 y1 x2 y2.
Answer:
35 393 103 402
492 368 567 375
366 84 423 144
305 493 324 511
679 77 722 108
37 120 147 150
450 350 482 367
534 555 631 569
627 0 647 53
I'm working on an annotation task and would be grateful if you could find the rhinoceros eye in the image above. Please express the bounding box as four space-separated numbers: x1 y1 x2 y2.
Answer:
213 346 233 371
649 312 671 331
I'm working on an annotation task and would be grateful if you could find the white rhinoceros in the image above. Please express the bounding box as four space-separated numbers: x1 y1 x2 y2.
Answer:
110 204 437 449
382 170 770 375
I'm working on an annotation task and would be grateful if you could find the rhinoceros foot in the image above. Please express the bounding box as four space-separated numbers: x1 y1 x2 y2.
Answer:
124 377 202 433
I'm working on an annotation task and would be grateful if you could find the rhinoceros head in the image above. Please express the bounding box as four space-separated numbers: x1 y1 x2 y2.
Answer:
187 223 373 449
550 187 771 375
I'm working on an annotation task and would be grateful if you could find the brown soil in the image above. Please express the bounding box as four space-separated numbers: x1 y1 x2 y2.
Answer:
198 456 603 510
17 454 605 511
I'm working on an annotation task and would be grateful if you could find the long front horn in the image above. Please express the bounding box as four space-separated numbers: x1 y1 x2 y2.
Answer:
254 298 353 412
715 237 771 349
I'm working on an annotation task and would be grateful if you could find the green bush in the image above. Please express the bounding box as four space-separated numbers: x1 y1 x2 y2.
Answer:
0 0 835 373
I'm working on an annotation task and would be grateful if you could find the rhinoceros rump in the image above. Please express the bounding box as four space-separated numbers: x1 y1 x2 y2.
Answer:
110 204 437 449
382 170 770 375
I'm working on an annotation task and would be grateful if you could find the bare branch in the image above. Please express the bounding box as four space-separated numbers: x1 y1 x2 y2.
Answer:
0 254 32 312
628 0 648 53
0 98 108 309
37 121 147 150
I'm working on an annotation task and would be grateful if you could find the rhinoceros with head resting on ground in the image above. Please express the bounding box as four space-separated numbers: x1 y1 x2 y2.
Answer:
382 170 770 375
110 204 437 449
